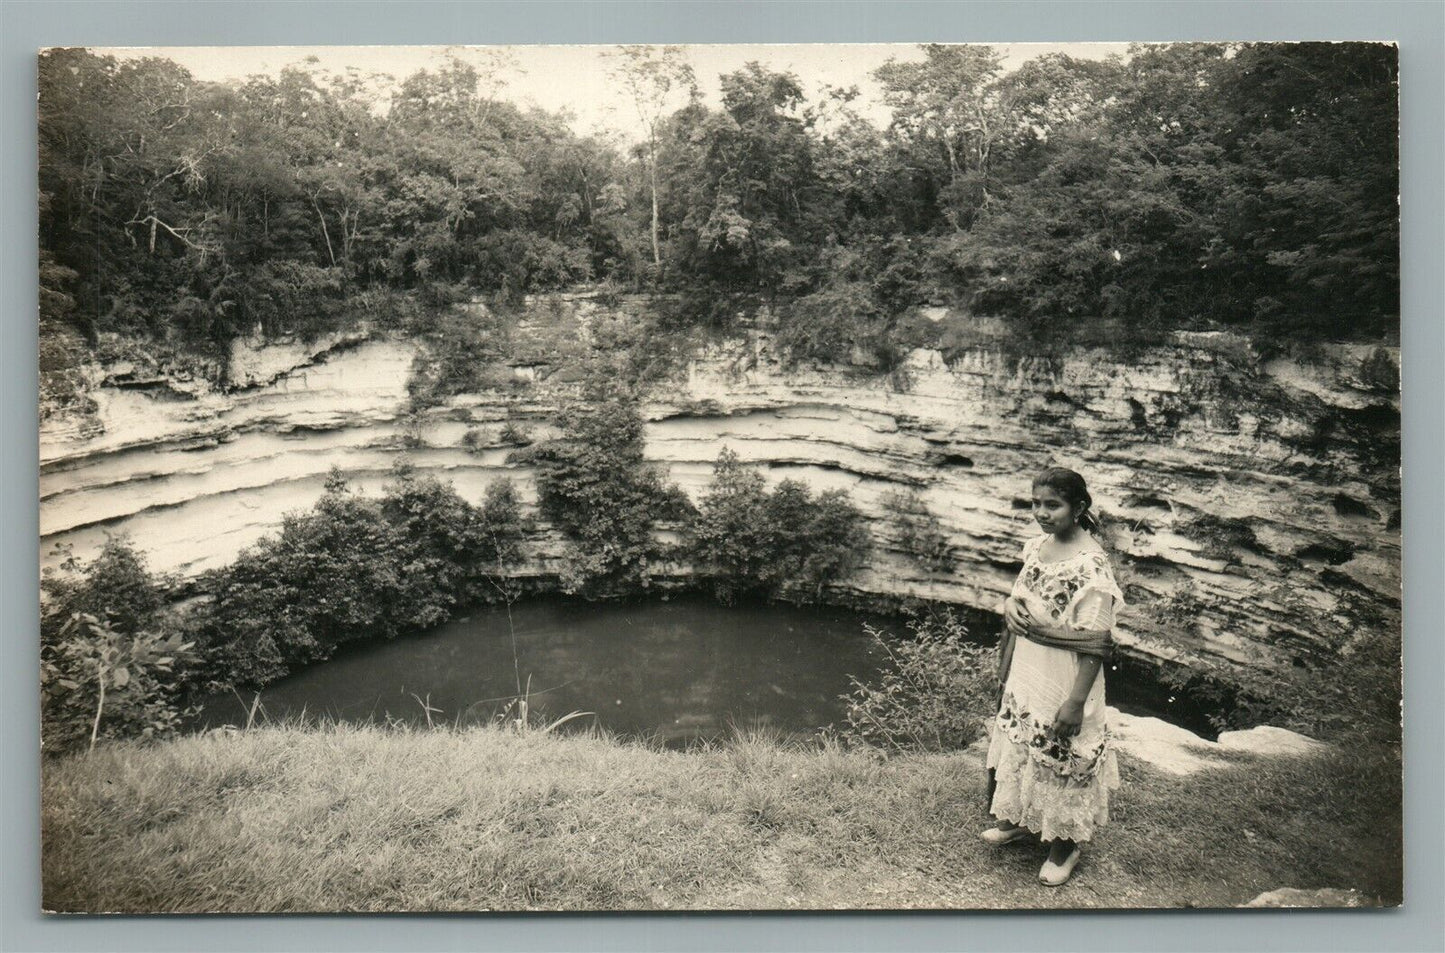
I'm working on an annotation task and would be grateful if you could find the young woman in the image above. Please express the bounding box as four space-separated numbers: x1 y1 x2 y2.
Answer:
981 467 1124 887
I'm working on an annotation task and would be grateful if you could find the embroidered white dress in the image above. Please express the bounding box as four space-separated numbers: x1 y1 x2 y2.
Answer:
986 534 1125 843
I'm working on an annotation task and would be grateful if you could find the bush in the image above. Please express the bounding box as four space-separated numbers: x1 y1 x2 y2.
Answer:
880 490 954 574
418 280 473 311
583 307 695 386
41 536 166 642
1175 512 1262 564
687 449 871 602
686 450 775 603
234 260 347 341
841 613 996 752
1357 347 1399 395
380 464 527 618
772 281 883 367
40 537 195 753
41 614 197 754
783 488 872 599
195 474 405 686
519 385 689 598
407 306 515 409
461 426 491 453
196 466 527 688
353 285 423 332
499 421 533 446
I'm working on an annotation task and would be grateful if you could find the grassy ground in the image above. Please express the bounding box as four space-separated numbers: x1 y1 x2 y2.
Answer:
41 724 1401 913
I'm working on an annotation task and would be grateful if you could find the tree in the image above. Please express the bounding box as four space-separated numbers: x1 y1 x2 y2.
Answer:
658 62 822 290
36 43 1399 356
686 450 871 602
524 383 689 597
608 46 697 276
687 448 775 602
874 45 1006 225
1213 42 1399 337
929 45 1237 335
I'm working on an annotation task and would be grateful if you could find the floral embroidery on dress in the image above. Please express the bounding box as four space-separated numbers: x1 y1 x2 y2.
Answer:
995 689 1111 787
1019 539 1122 621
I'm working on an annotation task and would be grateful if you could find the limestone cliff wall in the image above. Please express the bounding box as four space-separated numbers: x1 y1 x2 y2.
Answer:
39 295 1401 672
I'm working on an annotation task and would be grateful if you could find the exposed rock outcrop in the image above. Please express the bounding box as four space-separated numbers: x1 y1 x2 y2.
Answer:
1244 887 1375 908
1108 708 1329 775
39 294 1400 676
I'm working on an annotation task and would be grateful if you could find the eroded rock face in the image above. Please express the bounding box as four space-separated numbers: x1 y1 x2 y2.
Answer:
41 332 421 583
38 296 1400 676
652 330 1399 672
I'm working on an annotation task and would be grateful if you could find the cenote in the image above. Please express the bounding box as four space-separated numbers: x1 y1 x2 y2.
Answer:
196 596 1203 745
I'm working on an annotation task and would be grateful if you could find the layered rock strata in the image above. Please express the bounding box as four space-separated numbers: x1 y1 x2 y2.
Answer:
39 296 1401 673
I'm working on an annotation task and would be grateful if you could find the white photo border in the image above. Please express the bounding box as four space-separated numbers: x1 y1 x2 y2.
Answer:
5 2 1440 950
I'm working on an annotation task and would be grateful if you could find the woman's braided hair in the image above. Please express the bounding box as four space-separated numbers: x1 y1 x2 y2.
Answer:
1033 467 1099 534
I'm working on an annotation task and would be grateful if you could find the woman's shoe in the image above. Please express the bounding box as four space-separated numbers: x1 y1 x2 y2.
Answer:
979 824 1034 846
1038 846 1082 886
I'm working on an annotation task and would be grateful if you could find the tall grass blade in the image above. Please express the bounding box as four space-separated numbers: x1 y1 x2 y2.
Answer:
540 710 596 735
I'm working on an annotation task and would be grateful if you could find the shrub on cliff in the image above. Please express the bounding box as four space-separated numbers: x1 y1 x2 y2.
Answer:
687 449 871 603
1357 347 1399 395
772 281 884 367
685 450 775 602
499 421 533 446
840 613 995 752
40 537 196 753
381 464 527 616
406 307 517 409
520 385 690 598
880 490 955 575
196 467 527 688
776 485 873 599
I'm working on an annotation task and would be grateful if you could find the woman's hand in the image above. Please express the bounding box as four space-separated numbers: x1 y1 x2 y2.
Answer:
1051 698 1085 739
1004 597 1032 638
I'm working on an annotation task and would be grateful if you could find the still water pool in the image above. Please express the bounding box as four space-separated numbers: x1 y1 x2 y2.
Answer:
197 596 1189 744
198 597 919 744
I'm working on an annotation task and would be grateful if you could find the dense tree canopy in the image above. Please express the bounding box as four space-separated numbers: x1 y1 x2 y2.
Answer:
39 42 1399 360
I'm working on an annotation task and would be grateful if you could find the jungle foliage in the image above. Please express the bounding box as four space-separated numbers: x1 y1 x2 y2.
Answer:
39 43 1398 369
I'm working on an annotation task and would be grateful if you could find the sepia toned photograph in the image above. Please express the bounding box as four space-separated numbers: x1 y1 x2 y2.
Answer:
37 40 1402 914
